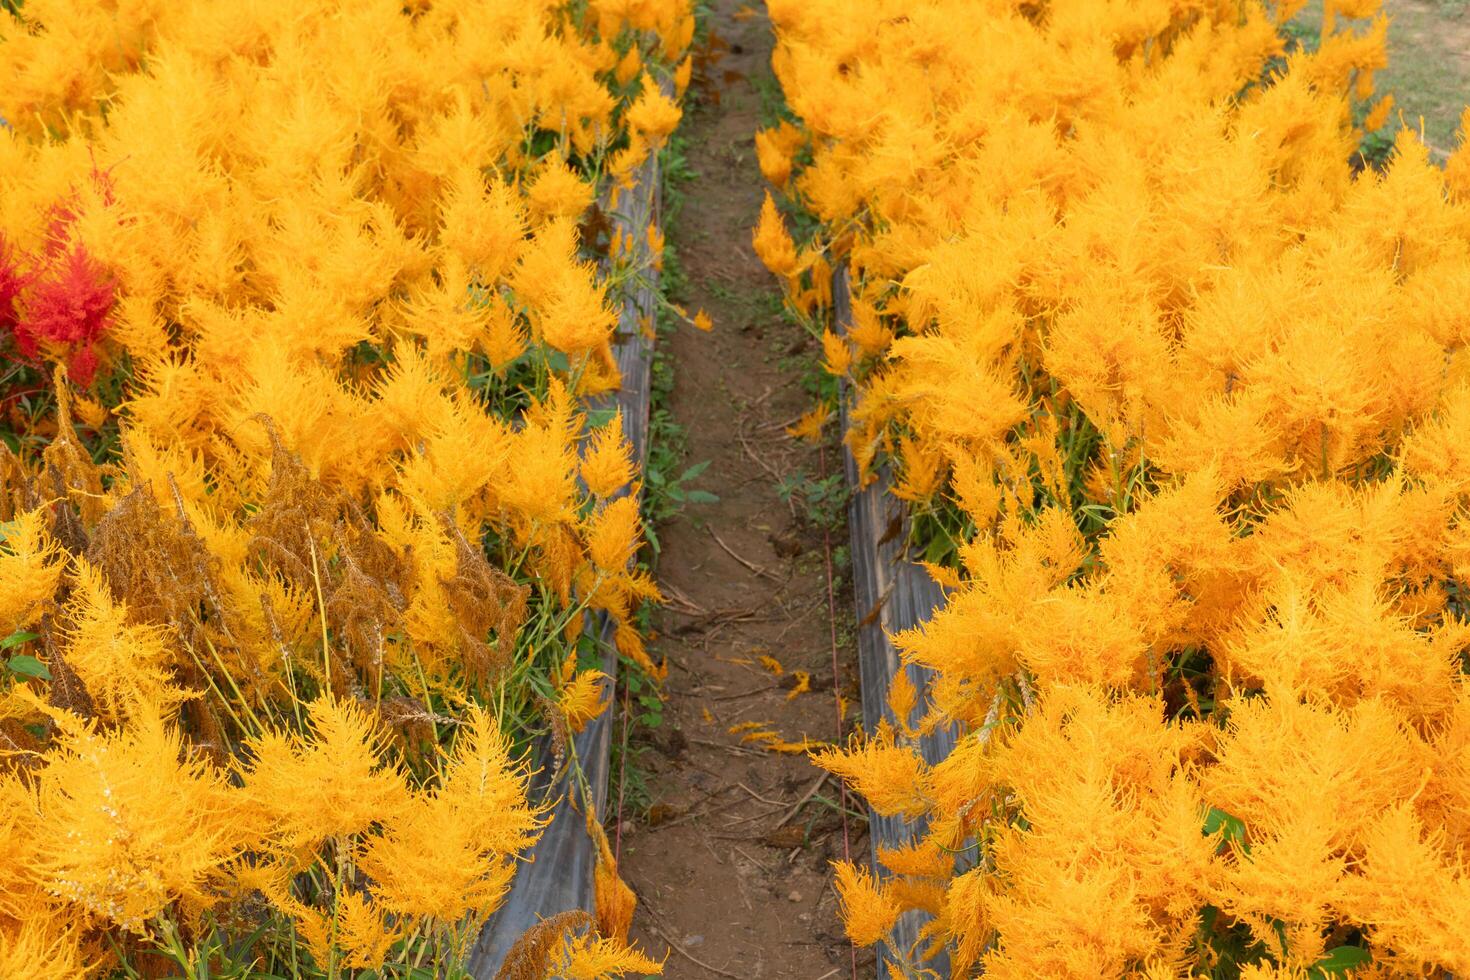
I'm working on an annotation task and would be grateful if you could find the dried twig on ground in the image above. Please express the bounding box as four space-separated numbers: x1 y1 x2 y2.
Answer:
672 604 765 635
710 683 779 701
734 781 790 806
773 772 832 830
662 582 706 613
708 526 782 582
688 736 765 758
735 421 790 484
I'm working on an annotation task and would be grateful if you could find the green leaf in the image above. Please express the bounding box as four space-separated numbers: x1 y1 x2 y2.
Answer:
683 489 719 504
6 655 51 680
585 406 618 429
0 630 37 650
1203 807 1248 852
924 536 955 565
679 460 711 482
1311 946 1372 976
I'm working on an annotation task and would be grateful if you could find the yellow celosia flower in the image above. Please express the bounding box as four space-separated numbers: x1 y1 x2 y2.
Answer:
1342 805 1470 975
609 133 653 186
241 697 411 854
358 706 536 925
527 155 597 225
496 382 583 529
60 559 190 723
731 720 819 754
884 669 919 736
588 813 636 944
552 931 663 980
559 668 609 733
614 46 642 86
437 166 527 282
892 436 947 503
974 688 1215 977
0 774 48 929
832 860 900 947
811 723 929 818
614 621 666 682
752 191 798 278
877 838 951 880
754 120 803 190
513 219 620 358
399 254 501 362
291 888 402 972
481 294 530 369
581 412 637 499
819 329 851 377
33 710 239 933
585 495 642 573
0 508 66 636
1446 108 1470 200
785 404 831 443
624 85 682 145
0 912 90 980
1237 966 1310 980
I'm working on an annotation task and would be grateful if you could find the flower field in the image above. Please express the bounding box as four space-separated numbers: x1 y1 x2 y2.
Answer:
0 0 692 975
756 0 1470 976
6 0 1470 976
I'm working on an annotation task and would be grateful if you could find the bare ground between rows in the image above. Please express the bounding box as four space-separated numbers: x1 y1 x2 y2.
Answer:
616 4 867 979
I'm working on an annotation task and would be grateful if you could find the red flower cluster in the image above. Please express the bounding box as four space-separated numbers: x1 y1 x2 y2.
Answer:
0 174 117 387
16 244 115 384
0 235 29 335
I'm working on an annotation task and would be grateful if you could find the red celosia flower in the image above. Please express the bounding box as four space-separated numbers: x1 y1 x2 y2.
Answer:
0 233 30 335
67 345 100 386
18 244 115 385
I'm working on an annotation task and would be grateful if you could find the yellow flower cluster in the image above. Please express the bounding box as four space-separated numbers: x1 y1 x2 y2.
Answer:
759 0 1470 975
2 696 535 976
0 0 692 974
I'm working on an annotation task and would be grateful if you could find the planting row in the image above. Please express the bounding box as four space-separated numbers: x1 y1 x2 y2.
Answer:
0 0 693 976
757 0 1470 975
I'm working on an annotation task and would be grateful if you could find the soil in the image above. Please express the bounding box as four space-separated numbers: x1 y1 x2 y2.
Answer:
615 3 869 978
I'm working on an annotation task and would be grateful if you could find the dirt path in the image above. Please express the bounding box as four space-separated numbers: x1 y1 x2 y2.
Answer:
616 5 867 978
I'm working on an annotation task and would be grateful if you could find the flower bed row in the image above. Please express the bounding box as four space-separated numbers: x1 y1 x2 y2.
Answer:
0 0 695 975
756 0 1470 975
